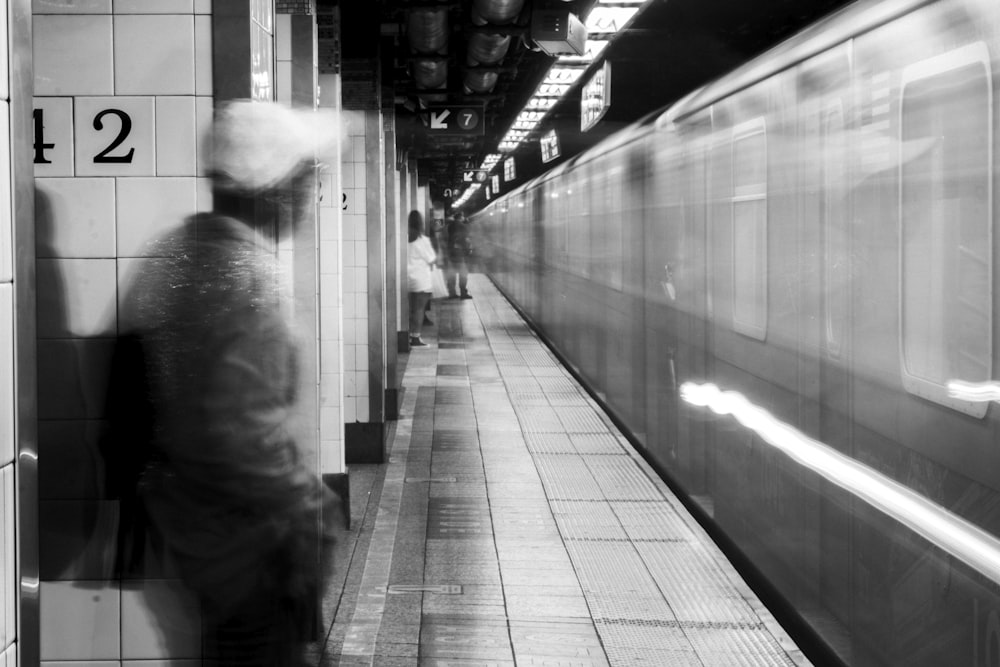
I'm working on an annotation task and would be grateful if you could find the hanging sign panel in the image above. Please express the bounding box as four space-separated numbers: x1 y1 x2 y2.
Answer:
540 128 560 163
422 106 485 135
581 61 611 132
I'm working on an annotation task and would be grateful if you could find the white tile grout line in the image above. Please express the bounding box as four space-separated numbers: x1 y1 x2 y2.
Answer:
338 377 419 663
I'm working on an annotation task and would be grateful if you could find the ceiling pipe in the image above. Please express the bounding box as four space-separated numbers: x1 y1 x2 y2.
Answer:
470 0 525 26
407 7 449 55
464 70 500 94
464 0 524 94
411 58 449 89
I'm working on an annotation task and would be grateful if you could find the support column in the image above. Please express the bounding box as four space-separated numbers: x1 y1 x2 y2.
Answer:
382 104 401 420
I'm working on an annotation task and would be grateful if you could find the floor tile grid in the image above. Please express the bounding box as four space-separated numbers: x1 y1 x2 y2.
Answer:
471 276 812 667
451 295 616 666
419 300 519 666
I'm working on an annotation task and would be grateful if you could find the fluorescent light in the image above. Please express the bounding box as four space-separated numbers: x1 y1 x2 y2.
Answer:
585 7 639 33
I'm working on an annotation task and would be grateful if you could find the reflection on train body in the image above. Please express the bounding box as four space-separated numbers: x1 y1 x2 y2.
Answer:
473 0 1000 664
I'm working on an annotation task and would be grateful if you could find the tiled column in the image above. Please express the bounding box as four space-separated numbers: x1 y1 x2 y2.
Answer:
32 0 214 663
316 4 346 477
382 105 401 418
6 1 34 664
275 4 322 474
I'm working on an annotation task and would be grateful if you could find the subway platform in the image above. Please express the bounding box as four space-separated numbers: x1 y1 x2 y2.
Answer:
314 275 811 667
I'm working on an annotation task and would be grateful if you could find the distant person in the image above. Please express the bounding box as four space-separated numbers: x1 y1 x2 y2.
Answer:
445 211 474 299
117 100 338 666
407 209 437 347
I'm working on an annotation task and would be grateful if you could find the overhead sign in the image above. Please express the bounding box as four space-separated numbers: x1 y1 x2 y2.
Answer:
504 157 516 182
462 169 488 183
491 174 500 193
581 61 611 132
422 106 484 135
540 128 560 163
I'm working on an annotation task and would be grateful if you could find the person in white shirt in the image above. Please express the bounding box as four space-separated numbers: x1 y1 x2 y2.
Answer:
407 210 437 347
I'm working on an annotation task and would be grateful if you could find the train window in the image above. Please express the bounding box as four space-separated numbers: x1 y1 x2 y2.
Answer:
732 118 768 340
900 43 993 417
822 102 849 357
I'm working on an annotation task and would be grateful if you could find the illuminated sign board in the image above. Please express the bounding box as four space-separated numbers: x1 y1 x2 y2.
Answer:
491 174 500 193
540 129 560 163
504 157 516 182
581 61 611 131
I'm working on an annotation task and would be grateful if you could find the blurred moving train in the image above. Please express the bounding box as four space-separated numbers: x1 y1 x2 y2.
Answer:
472 0 1000 664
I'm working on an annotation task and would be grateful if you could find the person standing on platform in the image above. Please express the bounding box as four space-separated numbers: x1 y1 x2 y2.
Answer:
116 100 339 666
445 211 474 299
407 209 437 347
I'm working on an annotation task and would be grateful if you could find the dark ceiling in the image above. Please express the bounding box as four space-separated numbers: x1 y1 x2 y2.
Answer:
337 0 855 206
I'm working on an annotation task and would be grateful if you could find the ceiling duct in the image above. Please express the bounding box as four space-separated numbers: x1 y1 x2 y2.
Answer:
411 58 449 89
464 70 499 93
470 0 525 26
407 7 449 54
464 0 522 94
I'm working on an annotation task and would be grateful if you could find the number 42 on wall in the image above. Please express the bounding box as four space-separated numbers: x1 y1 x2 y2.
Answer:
33 97 160 178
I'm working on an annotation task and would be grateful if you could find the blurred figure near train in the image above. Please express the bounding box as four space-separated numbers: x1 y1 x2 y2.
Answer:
114 100 339 666
445 211 474 299
407 209 437 347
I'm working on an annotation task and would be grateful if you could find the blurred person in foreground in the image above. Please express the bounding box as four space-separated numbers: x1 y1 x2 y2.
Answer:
407 209 437 347
117 101 340 666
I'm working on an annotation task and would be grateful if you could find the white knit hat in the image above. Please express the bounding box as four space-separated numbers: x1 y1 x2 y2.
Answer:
205 100 341 192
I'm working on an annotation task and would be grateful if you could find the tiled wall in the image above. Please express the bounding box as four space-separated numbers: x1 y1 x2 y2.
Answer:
341 109 370 425
1 5 21 663
318 72 345 475
33 0 214 662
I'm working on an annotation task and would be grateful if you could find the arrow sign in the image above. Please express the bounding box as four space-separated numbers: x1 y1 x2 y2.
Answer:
423 106 485 136
429 109 451 129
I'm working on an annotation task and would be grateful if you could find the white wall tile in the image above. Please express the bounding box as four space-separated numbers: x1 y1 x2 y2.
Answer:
0 105 9 284
354 241 368 268
318 173 334 208
276 60 292 105
121 581 200 659
194 0 211 13
194 15 213 96
356 398 369 422
32 97 74 178
351 136 365 160
320 341 340 372
33 0 111 14
113 15 195 95
340 164 354 189
43 661 118 667
74 96 155 177
319 373 340 405
275 13 292 61
40 581 121 660
34 15 114 96
354 162 367 189
35 178 116 259
319 209 338 243
196 176 213 213
0 289 13 467
343 396 355 422
155 97 196 176
356 344 369 372
1 643 13 667
0 467 7 649
116 177 197 257
36 259 117 338
114 0 193 12
194 96 213 177
320 404 341 433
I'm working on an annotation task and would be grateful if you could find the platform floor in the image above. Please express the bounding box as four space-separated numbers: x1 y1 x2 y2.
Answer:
316 275 810 667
